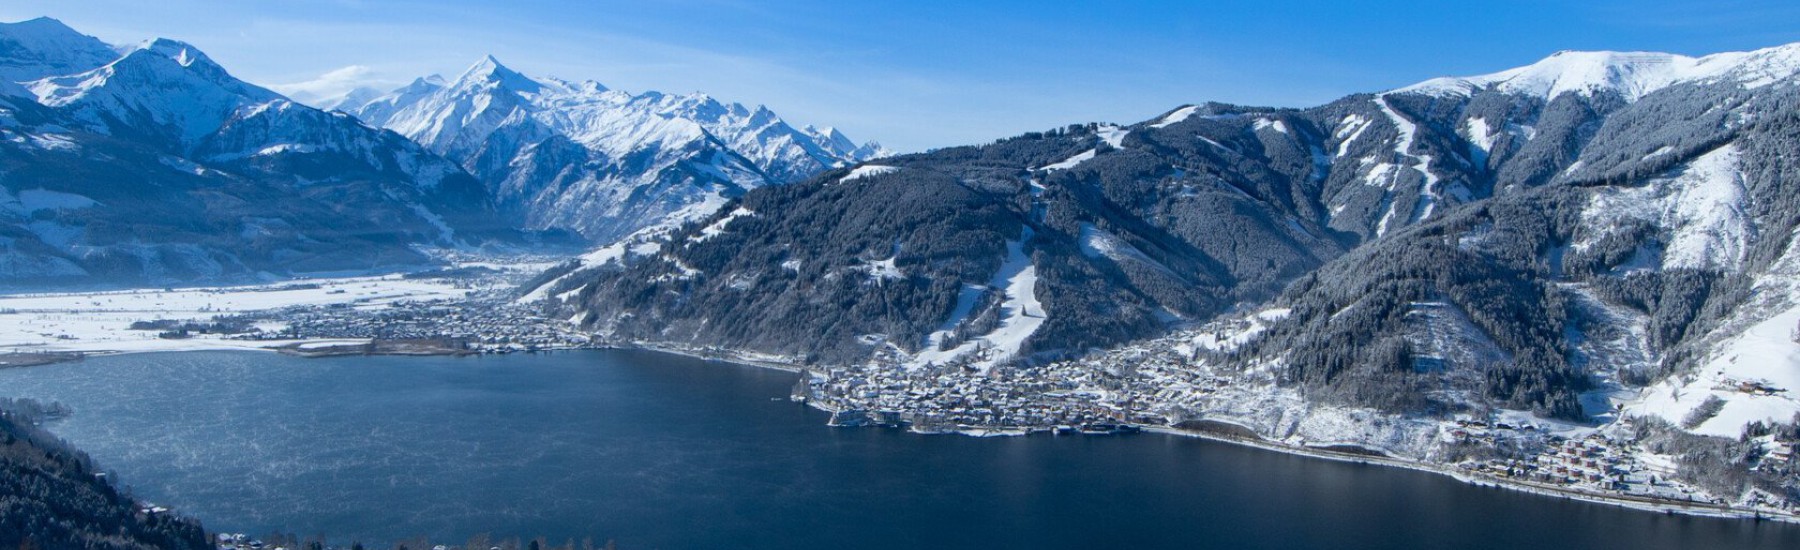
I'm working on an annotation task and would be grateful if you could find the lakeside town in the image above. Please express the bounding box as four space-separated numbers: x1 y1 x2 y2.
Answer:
2 265 1796 524
788 331 1799 520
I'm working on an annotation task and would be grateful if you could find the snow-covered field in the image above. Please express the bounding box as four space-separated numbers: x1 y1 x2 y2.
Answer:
1631 298 1800 437
837 164 899 184
0 274 478 354
1038 149 1095 171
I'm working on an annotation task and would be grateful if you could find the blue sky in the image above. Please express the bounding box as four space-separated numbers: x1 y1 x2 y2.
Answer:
4 0 1798 152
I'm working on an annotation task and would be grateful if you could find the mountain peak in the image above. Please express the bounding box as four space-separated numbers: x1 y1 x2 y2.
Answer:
136 38 216 69
808 125 860 154
408 75 445 89
470 54 508 76
31 34 281 142
464 54 502 72
321 85 387 112
455 55 541 93
6 16 81 36
1 17 100 49
0 16 122 82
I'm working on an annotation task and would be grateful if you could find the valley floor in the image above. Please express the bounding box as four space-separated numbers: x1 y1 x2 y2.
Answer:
0 257 585 357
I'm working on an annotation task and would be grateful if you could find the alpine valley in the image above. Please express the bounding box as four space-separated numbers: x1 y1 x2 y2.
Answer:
6 13 1800 546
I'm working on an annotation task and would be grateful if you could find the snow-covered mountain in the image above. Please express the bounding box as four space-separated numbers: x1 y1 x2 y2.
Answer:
347 57 887 241
28 38 291 147
518 40 1800 509
0 18 521 288
551 40 1800 445
329 76 442 122
1395 43 1800 101
1201 44 1800 441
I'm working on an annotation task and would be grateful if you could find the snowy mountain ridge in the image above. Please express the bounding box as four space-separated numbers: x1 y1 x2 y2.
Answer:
28 37 287 148
346 56 888 241
550 44 1800 510
1396 42 1800 101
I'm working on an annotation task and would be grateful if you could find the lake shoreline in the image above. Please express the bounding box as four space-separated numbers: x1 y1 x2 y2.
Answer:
22 340 1800 526
606 339 1799 525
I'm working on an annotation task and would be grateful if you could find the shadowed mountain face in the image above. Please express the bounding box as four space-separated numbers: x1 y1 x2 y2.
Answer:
555 43 1800 425
0 19 518 289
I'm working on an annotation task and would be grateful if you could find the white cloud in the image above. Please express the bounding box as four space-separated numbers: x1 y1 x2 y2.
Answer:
267 64 393 108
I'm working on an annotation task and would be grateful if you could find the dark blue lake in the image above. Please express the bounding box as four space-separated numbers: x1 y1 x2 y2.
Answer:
0 350 1796 549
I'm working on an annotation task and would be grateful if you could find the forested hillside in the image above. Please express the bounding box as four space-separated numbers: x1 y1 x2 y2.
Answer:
553 43 1800 431
0 399 210 550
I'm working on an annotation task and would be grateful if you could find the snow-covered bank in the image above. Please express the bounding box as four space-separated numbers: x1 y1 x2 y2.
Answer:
1138 426 1797 524
0 259 559 356
0 275 467 355
633 330 1800 524
606 341 810 374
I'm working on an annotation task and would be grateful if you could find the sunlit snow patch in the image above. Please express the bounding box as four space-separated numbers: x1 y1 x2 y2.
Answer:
1039 149 1095 171
1575 144 1748 270
1151 106 1200 128
1097 124 1129 148
837 165 899 184
1252 118 1289 134
693 207 753 243
1077 223 1178 278
1632 302 1800 437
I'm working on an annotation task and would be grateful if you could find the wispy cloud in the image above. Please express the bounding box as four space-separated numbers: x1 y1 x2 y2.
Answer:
267 65 393 107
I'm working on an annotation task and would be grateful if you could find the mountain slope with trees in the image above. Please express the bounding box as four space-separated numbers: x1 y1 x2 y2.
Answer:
554 42 1800 433
0 399 210 550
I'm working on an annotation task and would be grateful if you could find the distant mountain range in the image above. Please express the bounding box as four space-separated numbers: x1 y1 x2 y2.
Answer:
0 17 880 288
0 18 504 287
336 56 885 241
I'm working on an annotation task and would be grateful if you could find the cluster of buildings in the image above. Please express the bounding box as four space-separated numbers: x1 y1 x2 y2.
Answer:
801 359 1165 433
1459 432 1714 503
799 337 1262 434
235 297 593 353
796 328 1800 516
